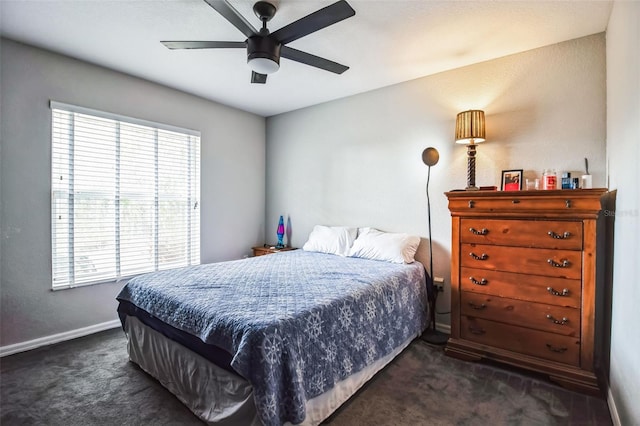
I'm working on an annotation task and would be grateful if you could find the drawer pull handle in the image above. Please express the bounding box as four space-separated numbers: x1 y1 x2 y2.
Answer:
468 302 486 310
470 252 488 261
547 259 570 268
469 277 488 286
548 231 571 239
546 344 568 353
469 327 486 335
469 227 489 236
566 199 572 208
547 287 570 297
512 199 520 204
546 314 569 325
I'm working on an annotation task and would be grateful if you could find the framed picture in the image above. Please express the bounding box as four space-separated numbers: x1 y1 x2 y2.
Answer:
501 169 523 191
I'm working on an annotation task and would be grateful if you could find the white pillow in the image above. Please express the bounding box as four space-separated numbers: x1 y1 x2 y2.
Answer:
302 225 358 257
348 228 420 264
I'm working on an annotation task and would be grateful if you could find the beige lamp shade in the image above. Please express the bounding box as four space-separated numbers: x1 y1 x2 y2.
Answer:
455 110 486 144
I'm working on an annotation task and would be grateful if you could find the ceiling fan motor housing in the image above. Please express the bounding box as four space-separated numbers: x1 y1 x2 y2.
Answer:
247 36 281 66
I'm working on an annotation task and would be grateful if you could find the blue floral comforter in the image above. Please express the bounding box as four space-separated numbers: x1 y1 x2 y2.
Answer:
116 250 428 425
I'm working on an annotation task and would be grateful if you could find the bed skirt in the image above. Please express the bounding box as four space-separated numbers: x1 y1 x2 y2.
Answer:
123 314 418 425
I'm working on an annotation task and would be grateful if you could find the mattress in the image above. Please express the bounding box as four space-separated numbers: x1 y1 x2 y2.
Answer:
117 250 428 425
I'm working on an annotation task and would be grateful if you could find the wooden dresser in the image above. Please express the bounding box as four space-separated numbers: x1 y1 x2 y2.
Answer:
445 189 608 395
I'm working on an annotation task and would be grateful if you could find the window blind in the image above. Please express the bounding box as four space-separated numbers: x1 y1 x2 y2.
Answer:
51 101 200 289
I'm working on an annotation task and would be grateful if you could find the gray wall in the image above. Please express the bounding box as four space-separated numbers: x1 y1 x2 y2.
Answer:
0 39 266 347
265 34 606 326
606 1 640 424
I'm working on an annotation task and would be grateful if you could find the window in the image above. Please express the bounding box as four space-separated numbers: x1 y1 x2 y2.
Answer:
51 101 200 289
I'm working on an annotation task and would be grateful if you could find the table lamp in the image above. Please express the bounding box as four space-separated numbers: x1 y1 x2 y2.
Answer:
455 110 485 191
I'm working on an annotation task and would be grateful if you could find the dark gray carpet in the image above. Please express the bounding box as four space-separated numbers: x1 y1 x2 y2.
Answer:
1 328 611 425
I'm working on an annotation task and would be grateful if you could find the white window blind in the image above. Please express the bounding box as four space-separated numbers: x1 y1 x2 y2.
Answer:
51 101 200 289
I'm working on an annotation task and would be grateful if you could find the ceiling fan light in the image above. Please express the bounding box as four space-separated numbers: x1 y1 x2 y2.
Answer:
247 36 281 75
248 57 280 74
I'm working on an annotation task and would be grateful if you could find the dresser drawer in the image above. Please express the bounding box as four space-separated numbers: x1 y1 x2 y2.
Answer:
461 292 580 336
461 243 582 279
460 219 583 250
448 193 602 215
461 316 580 366
461 267 581 308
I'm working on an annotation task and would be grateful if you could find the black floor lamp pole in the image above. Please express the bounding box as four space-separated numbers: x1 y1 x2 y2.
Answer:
426 166 436 331
421 147 448 345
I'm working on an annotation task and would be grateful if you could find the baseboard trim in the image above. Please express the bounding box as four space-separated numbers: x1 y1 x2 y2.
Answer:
0 320 121 358
607 387 622 426
436 322 451 334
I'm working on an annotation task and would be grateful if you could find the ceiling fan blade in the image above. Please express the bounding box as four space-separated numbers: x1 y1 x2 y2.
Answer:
271 0 355 45
161 41 246 49
203 0 258 39
251 71 268 84
281 46 349 74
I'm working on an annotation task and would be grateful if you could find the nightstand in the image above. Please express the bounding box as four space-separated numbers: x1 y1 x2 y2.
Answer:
252 246 297 257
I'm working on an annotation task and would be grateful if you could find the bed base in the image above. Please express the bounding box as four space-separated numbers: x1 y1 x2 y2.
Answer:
124 315 417 425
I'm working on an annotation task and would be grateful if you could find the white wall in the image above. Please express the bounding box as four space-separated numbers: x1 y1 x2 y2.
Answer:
0 39 266 347
266 34 606 325
606 1 640 424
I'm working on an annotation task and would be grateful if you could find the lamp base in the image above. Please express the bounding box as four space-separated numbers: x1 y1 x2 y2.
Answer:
420 328 449 346
465 142 478 191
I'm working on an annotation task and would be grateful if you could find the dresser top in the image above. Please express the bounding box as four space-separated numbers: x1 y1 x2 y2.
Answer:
445 188 608 198
445 188 608 218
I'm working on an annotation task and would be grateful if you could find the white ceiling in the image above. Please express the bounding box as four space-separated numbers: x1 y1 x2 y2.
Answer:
0 0 612 117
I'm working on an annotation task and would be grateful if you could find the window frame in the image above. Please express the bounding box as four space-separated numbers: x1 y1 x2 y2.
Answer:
50 101 201 290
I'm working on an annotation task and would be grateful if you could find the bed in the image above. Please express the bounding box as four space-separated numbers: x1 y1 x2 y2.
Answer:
116 228 428 426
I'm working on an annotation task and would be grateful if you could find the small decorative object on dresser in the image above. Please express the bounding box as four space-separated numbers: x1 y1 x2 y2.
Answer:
501 169 523 191
252 245 296 257
445 188 611 395
500 169 522 191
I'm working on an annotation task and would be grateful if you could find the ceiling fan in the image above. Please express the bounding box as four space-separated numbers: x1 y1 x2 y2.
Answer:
162 0 356 84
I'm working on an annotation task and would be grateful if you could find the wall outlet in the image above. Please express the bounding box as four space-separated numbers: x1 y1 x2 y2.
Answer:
433 276 445 284
433 276 445 292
